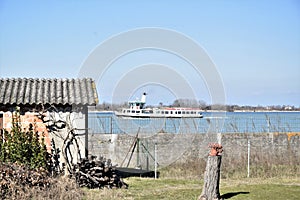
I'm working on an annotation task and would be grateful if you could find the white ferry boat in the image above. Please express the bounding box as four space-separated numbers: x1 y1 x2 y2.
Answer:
115 93 203 118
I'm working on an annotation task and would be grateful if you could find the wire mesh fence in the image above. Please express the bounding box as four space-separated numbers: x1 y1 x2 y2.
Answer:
87 112 300 177
88 131 300 177
88 112 300 134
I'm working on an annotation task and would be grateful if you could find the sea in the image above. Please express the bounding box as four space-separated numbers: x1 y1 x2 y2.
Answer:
88 111 300 135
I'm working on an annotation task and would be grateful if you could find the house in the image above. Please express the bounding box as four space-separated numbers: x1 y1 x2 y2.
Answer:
0 78 99 164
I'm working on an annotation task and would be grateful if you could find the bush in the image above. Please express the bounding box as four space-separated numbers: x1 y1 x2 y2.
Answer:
0 162 84 200
0 108 51 170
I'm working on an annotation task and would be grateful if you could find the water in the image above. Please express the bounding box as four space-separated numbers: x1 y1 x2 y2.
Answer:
218 112 300 133
88 111 300 134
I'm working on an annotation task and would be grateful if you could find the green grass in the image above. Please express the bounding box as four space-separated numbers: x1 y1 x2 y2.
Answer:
83 177 300 200
83 178 200 200
220 178 300 200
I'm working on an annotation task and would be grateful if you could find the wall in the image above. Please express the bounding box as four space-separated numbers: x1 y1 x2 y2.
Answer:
1 111 51 151
43 111 87 166
88 132 300 171
1 111 87 166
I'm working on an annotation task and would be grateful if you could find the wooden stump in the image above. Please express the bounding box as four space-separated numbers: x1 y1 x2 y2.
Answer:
199 156 222 200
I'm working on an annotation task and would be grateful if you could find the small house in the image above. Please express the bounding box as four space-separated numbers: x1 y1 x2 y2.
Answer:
0 78 98 164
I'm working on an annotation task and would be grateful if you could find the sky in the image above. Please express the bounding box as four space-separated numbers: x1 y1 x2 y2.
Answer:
0 1 299 107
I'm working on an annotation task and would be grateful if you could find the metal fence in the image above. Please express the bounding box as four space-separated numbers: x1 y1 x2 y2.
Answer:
87 112 300 177
88 112 300 134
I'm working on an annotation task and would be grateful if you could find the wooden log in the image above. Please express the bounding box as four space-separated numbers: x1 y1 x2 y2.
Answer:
78 171 99 185
74 155 128 189
199 156 222 200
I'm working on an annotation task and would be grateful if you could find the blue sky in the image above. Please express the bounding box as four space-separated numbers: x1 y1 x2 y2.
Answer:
0 1 299 106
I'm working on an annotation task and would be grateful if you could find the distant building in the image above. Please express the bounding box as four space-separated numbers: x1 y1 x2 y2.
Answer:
284 106 293 111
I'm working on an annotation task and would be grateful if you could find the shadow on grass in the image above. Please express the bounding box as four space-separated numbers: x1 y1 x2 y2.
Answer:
221 191 250 199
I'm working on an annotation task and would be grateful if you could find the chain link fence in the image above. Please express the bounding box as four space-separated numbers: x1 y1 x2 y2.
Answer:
88 112 300 177
88 112 300 134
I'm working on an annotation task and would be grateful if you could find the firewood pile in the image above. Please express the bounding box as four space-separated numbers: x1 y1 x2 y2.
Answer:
0 156 128 199
74 156 128 189
0 162 52 199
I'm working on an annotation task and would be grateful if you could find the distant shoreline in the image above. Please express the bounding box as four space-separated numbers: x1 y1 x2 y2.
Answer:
90 110 300 113
228 110 300 113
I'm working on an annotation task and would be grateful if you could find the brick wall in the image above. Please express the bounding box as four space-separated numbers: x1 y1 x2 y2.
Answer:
1 111 51 151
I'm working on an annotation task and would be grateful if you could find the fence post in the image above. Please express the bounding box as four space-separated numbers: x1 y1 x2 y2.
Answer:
146 139 149 171
247 139 250 178
136 137 140 168
110 116 113 134
84 107 89 158
154 143 157 179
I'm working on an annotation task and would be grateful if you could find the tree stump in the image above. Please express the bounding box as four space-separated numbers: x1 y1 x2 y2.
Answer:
199 155 222 200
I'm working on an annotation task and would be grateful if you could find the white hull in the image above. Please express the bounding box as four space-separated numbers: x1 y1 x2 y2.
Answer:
115 108 203 118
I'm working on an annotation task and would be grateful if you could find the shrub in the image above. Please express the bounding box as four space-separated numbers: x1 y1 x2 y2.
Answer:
0 108 51 170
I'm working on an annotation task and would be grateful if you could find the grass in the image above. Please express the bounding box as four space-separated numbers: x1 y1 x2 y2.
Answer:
220 178 300 200
3 170 299 199
2 158 299 199
81 159 300 199
83 177 300 200
83 178 201 200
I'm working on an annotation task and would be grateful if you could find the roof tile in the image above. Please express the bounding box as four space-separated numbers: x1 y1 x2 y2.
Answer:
0 78 98 106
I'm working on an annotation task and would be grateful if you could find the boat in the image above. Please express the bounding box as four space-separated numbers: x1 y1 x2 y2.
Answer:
115 93 203 118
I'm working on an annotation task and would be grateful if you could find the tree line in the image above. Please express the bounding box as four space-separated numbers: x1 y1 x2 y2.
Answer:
95 99 300 112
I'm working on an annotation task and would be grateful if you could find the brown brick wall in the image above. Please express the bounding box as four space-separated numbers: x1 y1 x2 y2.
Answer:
1 111 51 151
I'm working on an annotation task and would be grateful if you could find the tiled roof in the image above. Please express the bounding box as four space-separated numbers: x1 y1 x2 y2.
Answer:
0 78 98 106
